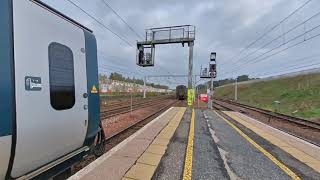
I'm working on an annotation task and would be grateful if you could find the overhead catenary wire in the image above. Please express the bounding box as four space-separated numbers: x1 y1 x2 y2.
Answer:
254 56 320 76
221 24 320 77
99 63 144 76
87 2 155 78
217 62 320 89
98 51 153 77
221 0 313 65
66 0 134 47
244 31 320 68
99 66 141 77
100 0 144 39
61 0 169 86
221 54 320 80
266 53 320 69
221 64 320 91
157 65 181 85
254 62 320 78
228 10 320 68
99 67 170 88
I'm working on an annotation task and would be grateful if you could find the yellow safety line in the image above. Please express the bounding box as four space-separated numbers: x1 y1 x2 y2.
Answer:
182 109 195 180
215 111 301 180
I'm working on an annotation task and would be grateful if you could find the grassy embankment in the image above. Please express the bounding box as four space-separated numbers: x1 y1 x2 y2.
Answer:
215 73 320 121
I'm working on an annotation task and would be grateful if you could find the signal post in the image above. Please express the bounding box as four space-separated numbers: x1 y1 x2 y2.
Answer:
200 52 217 109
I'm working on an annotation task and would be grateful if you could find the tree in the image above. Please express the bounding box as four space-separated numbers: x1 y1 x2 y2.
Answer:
108 72 168 89
109 72 125 81
209 74 257 87
237 75 249 82
99 74 108 84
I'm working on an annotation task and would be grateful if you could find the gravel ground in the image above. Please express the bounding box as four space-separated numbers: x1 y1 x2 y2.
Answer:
102 100 176 138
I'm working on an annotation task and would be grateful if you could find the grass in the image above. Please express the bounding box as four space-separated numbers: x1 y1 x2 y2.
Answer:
215 73 320 121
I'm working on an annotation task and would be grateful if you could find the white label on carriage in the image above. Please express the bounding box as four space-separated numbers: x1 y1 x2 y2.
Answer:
25 76 42 91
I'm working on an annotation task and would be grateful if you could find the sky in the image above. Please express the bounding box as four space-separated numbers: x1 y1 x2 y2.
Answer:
42 0 320 87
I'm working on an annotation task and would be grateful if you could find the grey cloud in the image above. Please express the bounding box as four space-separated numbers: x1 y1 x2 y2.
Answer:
43 0 320 87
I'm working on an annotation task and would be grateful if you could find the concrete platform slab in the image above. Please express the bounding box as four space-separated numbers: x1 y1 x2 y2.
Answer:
124 163 156 180
114 139 152 158
121 178 132 180
135 126 164 140
145 144 167 155
156 131 174 140
78 156 136 180
137 152 163 166
151 138 170 146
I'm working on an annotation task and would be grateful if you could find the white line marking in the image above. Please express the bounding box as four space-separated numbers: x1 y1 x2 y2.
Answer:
206 117 240 180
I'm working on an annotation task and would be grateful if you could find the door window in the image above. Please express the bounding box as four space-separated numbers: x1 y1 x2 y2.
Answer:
48 42 75 110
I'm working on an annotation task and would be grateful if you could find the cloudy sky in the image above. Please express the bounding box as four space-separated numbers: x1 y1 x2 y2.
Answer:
42 0 320 87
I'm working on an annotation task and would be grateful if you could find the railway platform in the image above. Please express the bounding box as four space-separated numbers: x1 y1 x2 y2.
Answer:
69 107 186 180
69 107 320 180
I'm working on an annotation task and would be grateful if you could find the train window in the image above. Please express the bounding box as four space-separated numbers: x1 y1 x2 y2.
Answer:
48 42 75 110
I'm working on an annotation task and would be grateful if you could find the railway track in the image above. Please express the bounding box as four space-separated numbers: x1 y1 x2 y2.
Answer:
100 95 172 108
105 99 180 142
100 96 173 119
213 98 320 146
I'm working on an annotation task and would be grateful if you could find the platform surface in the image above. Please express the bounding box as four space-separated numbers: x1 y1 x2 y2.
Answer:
154 109 320 180
69 108 320 180
68 107 186 180
224 111 320 173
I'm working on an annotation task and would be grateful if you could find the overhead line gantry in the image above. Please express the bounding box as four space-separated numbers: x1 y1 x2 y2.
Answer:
136 25 196 105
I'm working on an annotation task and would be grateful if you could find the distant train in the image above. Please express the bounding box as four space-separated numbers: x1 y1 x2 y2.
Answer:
176 85 187 100
0 0 104 179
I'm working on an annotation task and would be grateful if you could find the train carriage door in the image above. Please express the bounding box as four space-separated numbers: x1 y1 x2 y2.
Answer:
11 0 89 177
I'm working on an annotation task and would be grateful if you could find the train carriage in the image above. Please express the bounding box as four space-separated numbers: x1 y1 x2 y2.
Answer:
0 0 102 179
176 85 187 100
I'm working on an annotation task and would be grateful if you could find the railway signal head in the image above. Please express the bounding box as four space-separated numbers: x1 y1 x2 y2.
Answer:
136 44 155 67
210 52 216 61
210 71 217 78
209 64 217 78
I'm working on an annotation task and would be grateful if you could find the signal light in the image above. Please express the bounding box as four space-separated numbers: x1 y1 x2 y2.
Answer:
210 52 216 61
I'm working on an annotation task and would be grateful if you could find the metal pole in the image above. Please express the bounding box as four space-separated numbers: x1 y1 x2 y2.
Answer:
130 91 133 115
210 77 213 109
235 78 238 101
193 75 197 102
188 42 194 106
143 76 146 99
188 42 194 89
197 86 199 108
